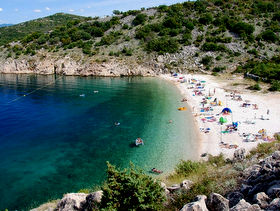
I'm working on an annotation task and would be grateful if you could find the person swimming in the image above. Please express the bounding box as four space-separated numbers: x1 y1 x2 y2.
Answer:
151 168 163 174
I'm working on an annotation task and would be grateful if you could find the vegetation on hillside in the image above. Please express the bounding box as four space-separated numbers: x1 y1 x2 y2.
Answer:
99 162 165 210
0 13 87 46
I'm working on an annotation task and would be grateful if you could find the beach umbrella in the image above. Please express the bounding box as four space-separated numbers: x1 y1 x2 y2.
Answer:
222 107 232 113
219 117 227 124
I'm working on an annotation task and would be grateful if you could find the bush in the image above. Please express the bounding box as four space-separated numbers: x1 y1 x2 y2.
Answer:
146 37 179 54
202 42 227 52
100 162 165 210
269 80 280 91
230 21 255 37
200 56 213 65
175 160 204 177
208 154 226 167
212 66 226 72
261 30 278 42
199 13 213 25
132 14 147 26
248 83 261 91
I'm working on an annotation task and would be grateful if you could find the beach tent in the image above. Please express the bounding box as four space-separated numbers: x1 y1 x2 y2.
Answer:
232 122 238 128
219 117 227 124
222 107 232 114
172 73 178 77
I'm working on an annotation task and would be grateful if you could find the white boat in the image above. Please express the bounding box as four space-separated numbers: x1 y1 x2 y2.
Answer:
135 138 144 146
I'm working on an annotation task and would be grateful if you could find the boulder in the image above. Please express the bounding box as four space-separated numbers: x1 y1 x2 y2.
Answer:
167 184 181 193
80 191 103 211
161 182 170 195
240 184 252 195
253 192 270 208
230 199 261 211
233 148 246 162
271 151 280 160
267 198 280 211
267 182 280 197
206 193 229 211
55 193 87 211
180 180 194 191
226 192 244 208
180 195 208 211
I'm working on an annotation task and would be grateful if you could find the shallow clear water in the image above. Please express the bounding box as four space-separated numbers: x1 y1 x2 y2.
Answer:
0 74 198 210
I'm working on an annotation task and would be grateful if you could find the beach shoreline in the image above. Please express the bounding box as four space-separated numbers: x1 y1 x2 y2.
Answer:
161 74 280 159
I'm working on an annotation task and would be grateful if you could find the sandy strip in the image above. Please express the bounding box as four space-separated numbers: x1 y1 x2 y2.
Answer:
161 74 280 159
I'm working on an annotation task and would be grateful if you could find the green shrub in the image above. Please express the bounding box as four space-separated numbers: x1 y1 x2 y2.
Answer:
248 83 261 91
199 13 213 25
261 30 278 42
146 37 179 54
202 42 227 52
212 66 226 72
208 154 226 167
122 24 129 30
163 16 182 29
100 162 165 210
122 47 133 56
175 160 204 176
269 80 280 91
200 56 213 65
230 21 255 37
132 14 147 26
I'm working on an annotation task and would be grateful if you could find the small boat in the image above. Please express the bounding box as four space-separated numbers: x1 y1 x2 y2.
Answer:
178 107 187 111
114 122 120 126
151 168 163 174
135 138 144 146
94 90 99 93
80 94 85 97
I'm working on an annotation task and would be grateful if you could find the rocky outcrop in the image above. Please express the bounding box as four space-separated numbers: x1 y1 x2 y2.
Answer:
181 151 280 211
206 193 229 211
181 180 194 191
180 195 208 211
0 56 161 76
55 193 87 211
229 199 261 211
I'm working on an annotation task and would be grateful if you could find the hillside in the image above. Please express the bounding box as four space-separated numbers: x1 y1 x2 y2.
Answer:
0 0 280 89
0 13 88 46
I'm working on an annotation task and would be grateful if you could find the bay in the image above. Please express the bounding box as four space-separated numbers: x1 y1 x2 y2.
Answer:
0 74 198 210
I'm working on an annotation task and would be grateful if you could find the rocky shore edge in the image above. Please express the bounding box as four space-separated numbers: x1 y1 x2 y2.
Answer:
32 147 280 211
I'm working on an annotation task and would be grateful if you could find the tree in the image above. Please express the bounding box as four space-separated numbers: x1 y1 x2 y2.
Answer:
113 10 121 15
100 162 165 210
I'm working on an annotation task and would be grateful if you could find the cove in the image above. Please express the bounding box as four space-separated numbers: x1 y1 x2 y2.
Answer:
0 74 199 210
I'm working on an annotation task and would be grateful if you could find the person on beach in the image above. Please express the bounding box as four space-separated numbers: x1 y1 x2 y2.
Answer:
267 109 270 115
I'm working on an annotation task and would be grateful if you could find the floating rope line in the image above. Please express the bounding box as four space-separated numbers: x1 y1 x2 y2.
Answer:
6 76 64 104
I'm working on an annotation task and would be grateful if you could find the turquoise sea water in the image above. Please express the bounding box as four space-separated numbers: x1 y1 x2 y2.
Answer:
0 74 198 210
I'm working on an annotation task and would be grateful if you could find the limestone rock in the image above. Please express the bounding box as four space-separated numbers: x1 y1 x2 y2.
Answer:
167 184 181 193
267 198 280 211
253 192 270 208
271 151 280 160
30 200 60 211
230 199 261 211
180 180 194 191
206 193 229 211
161 182 170 195
55 193 87 211
226 192 244 208
180 195 208 211
233 148 246 162
80 191 103 211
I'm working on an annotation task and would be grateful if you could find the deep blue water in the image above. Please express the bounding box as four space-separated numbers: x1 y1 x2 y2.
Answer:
0 74 198 210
